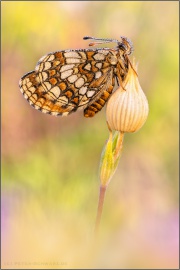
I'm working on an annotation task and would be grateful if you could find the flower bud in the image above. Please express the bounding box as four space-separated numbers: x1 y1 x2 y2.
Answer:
106 62 149 133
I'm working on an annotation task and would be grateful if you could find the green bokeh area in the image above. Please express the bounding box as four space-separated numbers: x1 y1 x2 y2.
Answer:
2 1 179 269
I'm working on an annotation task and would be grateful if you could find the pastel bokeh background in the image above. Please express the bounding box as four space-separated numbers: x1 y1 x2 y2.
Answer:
2 1 179 269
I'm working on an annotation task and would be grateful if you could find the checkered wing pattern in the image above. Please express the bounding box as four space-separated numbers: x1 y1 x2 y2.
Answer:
19 49 116 117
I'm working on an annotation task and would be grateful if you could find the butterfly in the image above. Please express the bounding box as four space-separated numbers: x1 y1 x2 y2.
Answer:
19 36 133 118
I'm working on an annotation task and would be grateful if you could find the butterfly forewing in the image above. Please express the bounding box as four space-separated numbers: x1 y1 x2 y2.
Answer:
19 48 115 117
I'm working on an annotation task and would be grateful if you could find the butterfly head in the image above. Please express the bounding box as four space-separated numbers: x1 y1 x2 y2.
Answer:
118 37 133 56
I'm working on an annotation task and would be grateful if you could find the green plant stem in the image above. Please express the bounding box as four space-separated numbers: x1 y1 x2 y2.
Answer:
94 184 107 236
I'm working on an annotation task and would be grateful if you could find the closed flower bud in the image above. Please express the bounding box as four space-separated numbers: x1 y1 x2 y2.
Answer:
106 62 149 133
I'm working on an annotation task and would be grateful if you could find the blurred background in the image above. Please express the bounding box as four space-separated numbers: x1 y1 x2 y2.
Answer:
1 1 179 269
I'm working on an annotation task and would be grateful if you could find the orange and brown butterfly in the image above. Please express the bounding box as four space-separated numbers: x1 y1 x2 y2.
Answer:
19 36 133 117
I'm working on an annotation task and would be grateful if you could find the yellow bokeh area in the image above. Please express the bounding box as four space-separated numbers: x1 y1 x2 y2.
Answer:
2 1 179 269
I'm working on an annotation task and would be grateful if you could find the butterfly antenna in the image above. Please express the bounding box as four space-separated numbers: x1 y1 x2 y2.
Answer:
83 36 119 47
